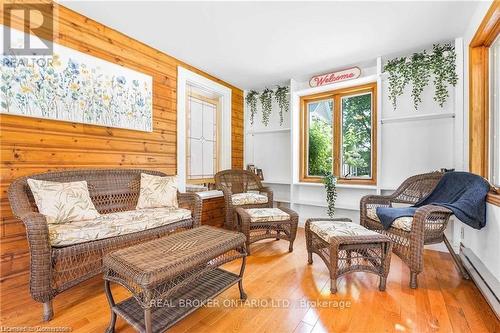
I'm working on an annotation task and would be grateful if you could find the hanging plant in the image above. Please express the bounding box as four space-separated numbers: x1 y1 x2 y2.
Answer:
323 173 338 218
259 88 273 126
274 85 289 126
384 43 458 110
430 43 458 107
408 52 430 110
384 57 408 110
245 90 258 125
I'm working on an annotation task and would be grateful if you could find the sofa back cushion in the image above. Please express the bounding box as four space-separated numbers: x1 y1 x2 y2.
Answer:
28 179 100 224
9 169 169 218
136 173 178 209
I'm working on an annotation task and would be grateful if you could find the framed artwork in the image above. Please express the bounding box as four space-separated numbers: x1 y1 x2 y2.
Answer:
247 164 256 173
256 168 264 180
1 28 153 132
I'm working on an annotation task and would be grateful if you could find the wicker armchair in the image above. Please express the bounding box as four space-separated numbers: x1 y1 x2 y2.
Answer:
360 171 469 288
8 169 202 321
214 169 273 230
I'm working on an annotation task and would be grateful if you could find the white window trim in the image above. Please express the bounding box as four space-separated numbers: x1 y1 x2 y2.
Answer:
177 66 232 192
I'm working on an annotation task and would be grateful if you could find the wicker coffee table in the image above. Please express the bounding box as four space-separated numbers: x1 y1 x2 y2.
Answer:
305 218 392 293
103 226 247 333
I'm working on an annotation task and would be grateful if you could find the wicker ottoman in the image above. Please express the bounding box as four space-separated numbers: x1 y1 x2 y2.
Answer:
235 207 298 255
305 218 392 293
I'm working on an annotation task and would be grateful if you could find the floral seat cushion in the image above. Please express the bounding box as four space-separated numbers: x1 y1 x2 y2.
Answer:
48 207 192 247
309 220 379 243
366 207 413 232
245 208 289 223
231 192 268 206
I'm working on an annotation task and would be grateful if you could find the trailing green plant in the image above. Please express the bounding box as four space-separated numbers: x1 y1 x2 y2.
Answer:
245 90 259 125
274 85 289 126
430 43 458 107
259 88 273 126
408 52 431 110
384 57 408 110
323 172 338 218
384 43 458 110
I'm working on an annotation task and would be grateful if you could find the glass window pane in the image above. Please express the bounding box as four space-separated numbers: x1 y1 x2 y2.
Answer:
341 93 372 178
186 93 218 181
307 99 333 176
491 36 500 186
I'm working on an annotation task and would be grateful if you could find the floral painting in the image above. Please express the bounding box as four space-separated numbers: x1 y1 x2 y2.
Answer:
1 30 153 132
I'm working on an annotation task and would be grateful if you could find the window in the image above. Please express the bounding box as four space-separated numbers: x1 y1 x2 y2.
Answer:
186 86 221 185
490 36 500 187
469 1 499 206
300 83 377 184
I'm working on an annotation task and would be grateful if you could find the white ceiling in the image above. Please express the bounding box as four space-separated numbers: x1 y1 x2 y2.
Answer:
61 1 479 90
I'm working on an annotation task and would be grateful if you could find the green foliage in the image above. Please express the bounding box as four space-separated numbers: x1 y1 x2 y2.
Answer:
274 85 289 126
384 57 408 110
430 44 458 107
259 88 273 126
384 43 458 110
408 52 431 110
342 94 372 177
308 117 332 176
323 173 338 218
245 90 258 125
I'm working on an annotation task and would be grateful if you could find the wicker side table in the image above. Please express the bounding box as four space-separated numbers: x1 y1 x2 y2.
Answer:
103 226 247 333
305 218 392 293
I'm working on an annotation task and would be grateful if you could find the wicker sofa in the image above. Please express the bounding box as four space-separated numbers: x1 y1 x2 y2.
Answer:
8 169 202 321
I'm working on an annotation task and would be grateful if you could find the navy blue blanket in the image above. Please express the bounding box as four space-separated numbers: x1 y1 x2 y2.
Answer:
376 172 490 230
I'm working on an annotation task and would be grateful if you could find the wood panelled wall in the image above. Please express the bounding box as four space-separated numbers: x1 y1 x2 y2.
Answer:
0 3 244 282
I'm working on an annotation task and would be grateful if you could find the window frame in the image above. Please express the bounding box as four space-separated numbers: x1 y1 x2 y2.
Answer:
186 91 221 185
299 82 377 185
469 1 500 206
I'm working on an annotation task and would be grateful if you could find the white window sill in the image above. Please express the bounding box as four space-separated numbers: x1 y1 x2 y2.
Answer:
195 190 224 200
294 182 377 190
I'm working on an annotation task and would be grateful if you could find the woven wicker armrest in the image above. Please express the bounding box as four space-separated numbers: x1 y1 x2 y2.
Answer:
259 186 274 207
360 194 394 207
17 212 54 303
412 205 453 233
177 192 202 227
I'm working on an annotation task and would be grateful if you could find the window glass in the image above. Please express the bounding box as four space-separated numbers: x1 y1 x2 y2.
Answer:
307 99 333 176
341 93 372 179
186 92 219 182
491 36 500 186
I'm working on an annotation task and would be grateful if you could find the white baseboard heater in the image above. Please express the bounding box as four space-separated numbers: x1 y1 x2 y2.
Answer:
460 246 500 319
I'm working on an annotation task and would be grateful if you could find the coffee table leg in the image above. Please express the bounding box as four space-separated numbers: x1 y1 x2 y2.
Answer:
238 255 247 300
104 280 116 333
144 308 152 333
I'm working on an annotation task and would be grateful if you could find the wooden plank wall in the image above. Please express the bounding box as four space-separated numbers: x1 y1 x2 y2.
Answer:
200 197 226 228
0 3 244 282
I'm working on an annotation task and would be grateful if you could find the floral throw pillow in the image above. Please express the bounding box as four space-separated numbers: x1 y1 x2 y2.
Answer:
136 173 179 209
27 179 100 224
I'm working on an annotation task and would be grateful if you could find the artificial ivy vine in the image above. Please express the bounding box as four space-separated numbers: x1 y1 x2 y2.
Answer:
245 85 290 126
259 88 274 126
274 85 290 126
245 90 258 125
323 173 338 218
384 43 458 110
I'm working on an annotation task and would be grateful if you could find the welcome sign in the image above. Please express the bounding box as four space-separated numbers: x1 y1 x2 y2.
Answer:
309 67 361 87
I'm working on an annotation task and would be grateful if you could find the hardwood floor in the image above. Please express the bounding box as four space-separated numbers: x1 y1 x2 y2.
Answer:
1 228 499 333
